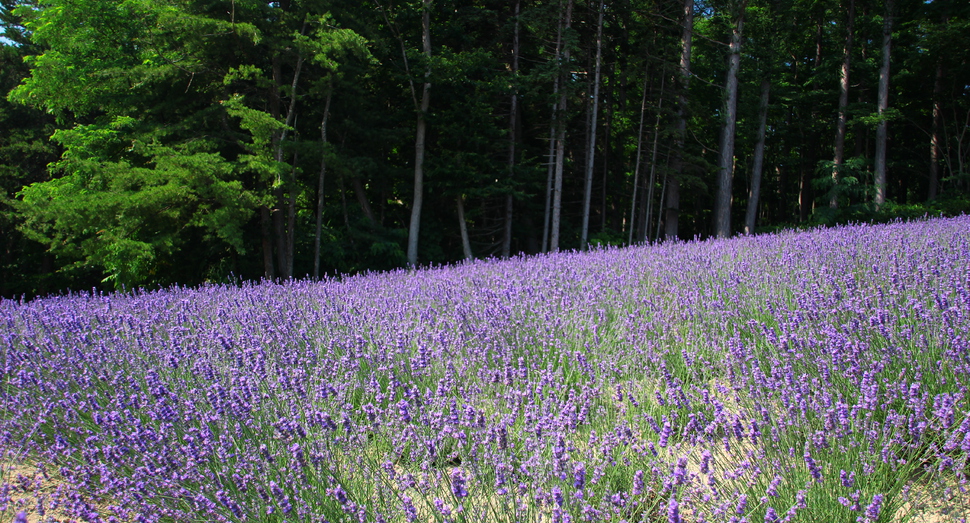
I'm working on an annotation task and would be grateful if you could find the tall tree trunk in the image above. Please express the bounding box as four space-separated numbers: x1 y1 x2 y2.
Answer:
745 79 771 235
643 74 665 243
832 0 854 209
457 195 473 260
873 0 893 211
280 62 304 276
503 0 521 259
542 110 556 253
270 47 304 280
715 0 745 239
801 18 822 222
313 88 332 280
286 147 297 278
273 184 288 278
929 60 944 201
628 66 650 245
580 0 604 250
261 206 275 279
666 0 693 241
601 65 613 233
406 0 432 266
550 0 573 253
542 2 565 254
269 56 287 278
655 145 672 240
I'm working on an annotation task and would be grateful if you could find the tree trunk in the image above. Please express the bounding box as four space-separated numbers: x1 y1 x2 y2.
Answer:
286 148 297 279
580 0 604 250
745 79 770 235
269 56 286 279
832 0 854 209
543 2 566 253
873 0 893 211
457 195 473 260
273 185 289 279
260 206 276 279
655 145 672 241
313 89 332 280
715 0 745 239
666 0 692 241
269 47 304 280
542 111 556 253
550 0 573 253
601 65 613 233
929 60 944 201
643 74 665 243
406 0 432 266
628 67 650 245
503 0 521 259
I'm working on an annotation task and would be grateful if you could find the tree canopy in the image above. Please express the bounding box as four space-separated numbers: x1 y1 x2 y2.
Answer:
2 0 968 296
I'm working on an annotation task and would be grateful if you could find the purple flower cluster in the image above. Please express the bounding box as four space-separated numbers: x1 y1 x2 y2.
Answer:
2 217 969 522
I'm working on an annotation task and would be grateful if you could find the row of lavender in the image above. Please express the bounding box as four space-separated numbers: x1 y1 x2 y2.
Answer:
2 217 969 522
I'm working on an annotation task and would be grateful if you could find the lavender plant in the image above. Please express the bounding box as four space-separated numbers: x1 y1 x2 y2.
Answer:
2 217 969 522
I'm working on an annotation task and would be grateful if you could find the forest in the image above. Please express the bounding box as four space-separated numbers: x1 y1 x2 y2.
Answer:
1 0 968 296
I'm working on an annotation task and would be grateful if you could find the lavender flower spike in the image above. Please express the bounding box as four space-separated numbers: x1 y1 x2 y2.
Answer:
667 497 681 523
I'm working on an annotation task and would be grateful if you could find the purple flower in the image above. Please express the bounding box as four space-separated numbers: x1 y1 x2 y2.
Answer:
611 492 626 507
667 496 681 523
434 498 451 516
402 495 418 522
736 493 748 514
573 462 586 490
659 421 673 447
552 486 564 507
398 400 411 423
700 449 712 475
804 448 823 481
766 475 782 497
863 493 884 521
450 469 468 498
840 469 855 488
673 456 688 485
632 469 645 496
327 484 348 505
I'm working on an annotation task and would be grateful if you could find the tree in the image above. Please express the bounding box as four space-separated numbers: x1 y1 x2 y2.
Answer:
1 0 63 296
831 0 854 209
873 0 893 210
313 87 332 279
714 0 747 238
502 0 521 259
744 79 770 234
10 0 366 287
666 0 693 241
580 0 604 250
2 0 969 296
550 0 574 253
406 0 432 266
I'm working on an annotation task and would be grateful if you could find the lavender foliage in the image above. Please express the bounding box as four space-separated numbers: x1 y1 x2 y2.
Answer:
2 217 970 522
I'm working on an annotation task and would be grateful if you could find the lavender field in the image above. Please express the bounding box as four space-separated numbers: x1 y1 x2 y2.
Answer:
2 217 970 523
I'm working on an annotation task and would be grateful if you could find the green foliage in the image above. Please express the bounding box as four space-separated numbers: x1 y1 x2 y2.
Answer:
222 94 290 183
0 0 969 294
810 195 970 228
814 156 872 207
17 117 257 288
295 13 372 71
